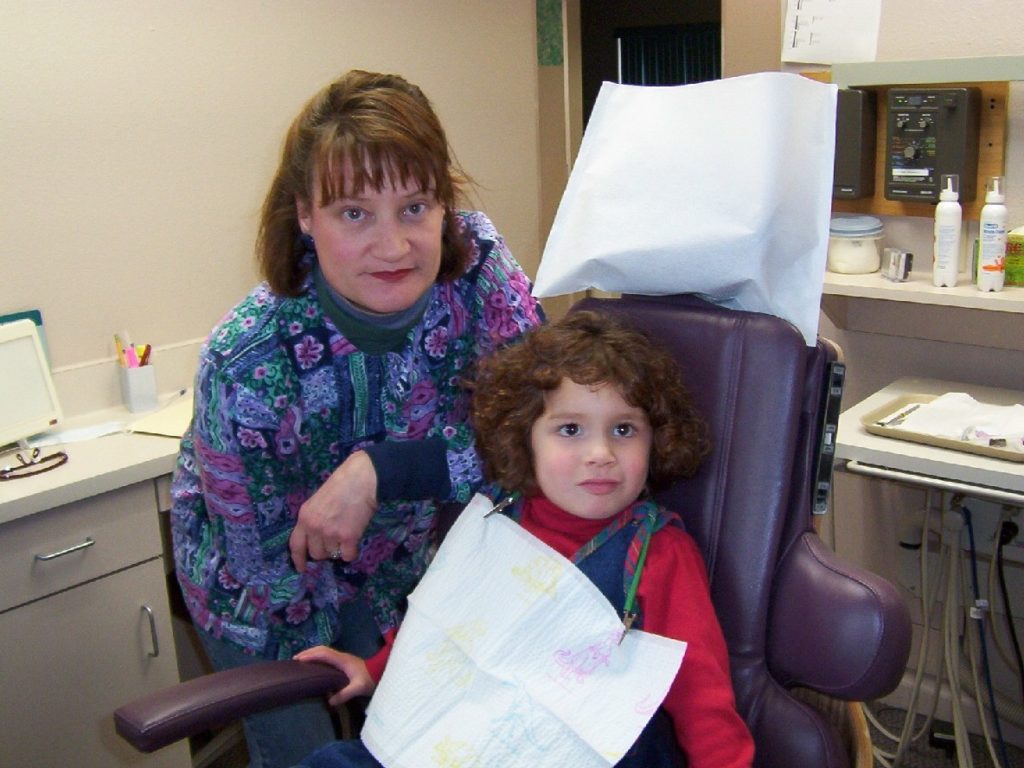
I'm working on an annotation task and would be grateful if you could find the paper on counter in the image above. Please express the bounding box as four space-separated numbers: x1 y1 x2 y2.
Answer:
27 421 126 447
361 493 686 767
533 72 837 346
128 389 193 438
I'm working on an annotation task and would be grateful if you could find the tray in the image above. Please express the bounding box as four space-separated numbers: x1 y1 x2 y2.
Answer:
861 394 1024 463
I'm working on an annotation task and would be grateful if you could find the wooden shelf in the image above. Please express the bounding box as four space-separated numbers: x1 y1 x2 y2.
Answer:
823 271 1024 313
831 56 1024 89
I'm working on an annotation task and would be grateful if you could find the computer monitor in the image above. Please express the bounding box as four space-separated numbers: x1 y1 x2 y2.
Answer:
0 319 63 448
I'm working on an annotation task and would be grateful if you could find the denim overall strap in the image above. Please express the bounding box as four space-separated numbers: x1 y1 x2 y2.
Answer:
496 495 685 629
575 499 684 630
574 502 686 768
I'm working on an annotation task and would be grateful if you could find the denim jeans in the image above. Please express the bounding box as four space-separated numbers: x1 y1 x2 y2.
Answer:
295 739 383 768
198 595 383 768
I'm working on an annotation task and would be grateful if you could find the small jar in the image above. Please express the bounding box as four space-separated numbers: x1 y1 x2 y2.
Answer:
828 215 884 274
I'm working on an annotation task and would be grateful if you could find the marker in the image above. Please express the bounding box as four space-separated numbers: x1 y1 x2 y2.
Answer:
114 334 127 367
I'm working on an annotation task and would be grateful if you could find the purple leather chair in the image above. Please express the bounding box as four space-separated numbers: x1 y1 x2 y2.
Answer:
574 295 910 767
115 294 911 767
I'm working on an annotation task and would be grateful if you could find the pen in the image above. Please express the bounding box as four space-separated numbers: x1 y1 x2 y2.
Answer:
139 344 151 367
876 403 921 428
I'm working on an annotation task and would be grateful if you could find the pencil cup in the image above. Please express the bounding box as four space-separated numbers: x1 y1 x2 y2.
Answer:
119 366 158 413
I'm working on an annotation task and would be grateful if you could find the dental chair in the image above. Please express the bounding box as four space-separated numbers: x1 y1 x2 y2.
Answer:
115 293 911 768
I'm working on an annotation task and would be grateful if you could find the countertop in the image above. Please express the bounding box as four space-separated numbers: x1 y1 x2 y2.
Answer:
0 401 185 526
836 377 1024 497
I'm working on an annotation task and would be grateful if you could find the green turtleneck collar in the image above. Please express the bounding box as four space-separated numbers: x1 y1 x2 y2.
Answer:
313 263 431 355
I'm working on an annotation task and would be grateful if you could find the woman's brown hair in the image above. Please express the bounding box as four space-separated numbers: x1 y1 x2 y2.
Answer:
256 70 470 296
470 311 711 496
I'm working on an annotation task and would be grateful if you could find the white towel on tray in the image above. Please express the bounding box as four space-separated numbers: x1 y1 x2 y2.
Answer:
897 393 1024 453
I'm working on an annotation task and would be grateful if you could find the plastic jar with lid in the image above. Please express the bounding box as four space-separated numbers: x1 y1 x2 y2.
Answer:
827 215 885 274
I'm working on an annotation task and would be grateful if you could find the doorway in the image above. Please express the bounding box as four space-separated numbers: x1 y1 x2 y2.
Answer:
578 1 721 123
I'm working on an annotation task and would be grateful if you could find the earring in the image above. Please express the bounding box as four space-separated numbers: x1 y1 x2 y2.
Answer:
299 232 315 251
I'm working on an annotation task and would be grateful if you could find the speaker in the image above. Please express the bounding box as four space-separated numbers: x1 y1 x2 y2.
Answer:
833 88 876 200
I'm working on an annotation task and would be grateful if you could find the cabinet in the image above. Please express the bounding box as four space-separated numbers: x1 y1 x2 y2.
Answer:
0 480 190 768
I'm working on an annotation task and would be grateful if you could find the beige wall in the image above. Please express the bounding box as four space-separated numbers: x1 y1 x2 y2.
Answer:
721 0 781 78
2 1 540 414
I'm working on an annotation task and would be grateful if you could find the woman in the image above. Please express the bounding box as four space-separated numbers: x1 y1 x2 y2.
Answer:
170 69 543 768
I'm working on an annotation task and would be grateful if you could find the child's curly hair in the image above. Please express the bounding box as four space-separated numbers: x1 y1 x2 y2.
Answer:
470 310 711 496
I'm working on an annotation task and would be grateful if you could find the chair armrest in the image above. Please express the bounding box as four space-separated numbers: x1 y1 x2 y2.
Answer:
114 660 348 753
767 532 911 700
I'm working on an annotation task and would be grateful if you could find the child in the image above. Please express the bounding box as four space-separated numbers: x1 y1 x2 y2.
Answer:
294 310 754 768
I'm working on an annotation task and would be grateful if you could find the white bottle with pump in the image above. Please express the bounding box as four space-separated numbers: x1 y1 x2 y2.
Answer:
977 175 1007 292
932 174 961 287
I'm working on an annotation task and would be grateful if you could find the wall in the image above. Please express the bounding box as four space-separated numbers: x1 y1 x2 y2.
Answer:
721 0 780 78
1 1 541 416
723 0 1024 742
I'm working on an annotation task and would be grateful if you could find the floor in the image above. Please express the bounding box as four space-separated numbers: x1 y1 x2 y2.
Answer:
868 705 1024 768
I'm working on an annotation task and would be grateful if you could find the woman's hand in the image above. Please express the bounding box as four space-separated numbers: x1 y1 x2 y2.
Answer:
293 645 376 707
289 450 378 572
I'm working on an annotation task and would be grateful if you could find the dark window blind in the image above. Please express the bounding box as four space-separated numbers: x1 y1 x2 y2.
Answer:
616 23 721 86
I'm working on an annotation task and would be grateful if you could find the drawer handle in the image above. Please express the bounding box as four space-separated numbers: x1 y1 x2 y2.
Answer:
141 605 160 658
34 536 95 561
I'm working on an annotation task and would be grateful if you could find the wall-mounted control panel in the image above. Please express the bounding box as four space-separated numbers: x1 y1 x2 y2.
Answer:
885 87 981 203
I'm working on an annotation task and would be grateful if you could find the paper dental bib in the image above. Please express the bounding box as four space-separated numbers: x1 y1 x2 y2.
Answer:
361 493 687 767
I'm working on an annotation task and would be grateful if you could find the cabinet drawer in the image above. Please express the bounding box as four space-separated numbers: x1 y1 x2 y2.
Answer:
0 557 190 767
0 481 162 613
